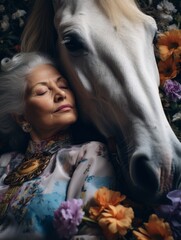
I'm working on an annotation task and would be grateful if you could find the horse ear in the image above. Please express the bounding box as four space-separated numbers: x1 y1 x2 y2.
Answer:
21 0 57 57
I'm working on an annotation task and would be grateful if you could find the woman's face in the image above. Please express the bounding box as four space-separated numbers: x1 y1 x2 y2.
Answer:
23 64 78 140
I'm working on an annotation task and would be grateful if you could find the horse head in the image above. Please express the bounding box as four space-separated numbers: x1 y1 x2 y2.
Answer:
21 0 181 203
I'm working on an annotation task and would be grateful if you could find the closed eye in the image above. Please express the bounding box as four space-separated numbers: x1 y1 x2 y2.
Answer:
34 87 49 96
36 91 48 96
57 82 69 89
59 86 69 89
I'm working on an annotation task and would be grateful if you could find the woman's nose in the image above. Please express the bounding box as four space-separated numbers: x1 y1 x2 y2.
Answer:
54 88 66 102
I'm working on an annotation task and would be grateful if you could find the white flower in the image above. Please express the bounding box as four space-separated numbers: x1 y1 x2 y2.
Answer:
157 0 177 22
160 13 173 22
12 9 27 20
157 0 177 14
172 112 181 122
0 4 5 12
0 15 9 32
19 18 24 27
168 24 178 30
11 9 27 28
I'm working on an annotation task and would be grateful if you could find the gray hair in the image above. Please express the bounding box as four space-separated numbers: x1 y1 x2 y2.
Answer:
0 52 55 152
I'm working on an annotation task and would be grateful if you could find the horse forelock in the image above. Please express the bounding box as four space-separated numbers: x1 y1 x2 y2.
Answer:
97 0 147 25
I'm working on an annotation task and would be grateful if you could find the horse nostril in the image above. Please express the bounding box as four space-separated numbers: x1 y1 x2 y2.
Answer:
130 155 160 193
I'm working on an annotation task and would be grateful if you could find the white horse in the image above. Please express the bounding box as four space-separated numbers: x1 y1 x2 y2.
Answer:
21 0 181 203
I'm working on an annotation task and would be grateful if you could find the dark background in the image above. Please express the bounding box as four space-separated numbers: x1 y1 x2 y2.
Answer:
0 0 34 60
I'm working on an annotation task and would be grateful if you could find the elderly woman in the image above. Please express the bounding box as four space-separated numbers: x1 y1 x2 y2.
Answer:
0 52 116 239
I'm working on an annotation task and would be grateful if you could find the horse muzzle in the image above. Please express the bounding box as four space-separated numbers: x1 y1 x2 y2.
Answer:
115 145 177 203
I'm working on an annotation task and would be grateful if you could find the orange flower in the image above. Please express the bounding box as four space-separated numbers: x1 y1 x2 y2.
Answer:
133 214 174 240
158 56 179 85
98 205 134 238
156 29 181 61
89 187 126 220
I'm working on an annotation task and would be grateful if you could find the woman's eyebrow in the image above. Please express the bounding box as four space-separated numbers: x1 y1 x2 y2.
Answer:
32 77 62 88
31 75 65 90
31 82 48 90
56 76 65 83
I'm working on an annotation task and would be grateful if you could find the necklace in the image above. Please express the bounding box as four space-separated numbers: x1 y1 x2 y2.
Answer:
4 132 72 186
4 153 51 186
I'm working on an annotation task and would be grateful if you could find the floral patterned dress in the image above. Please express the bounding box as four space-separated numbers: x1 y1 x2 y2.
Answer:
0 139 116 240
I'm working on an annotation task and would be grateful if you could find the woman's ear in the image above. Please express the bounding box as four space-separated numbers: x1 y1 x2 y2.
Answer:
13 114 32 133
13 114 26 126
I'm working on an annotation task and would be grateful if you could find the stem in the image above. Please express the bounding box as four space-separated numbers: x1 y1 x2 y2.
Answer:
82 216 97 224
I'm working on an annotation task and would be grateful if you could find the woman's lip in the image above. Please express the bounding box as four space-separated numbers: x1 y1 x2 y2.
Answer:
54 104 73 112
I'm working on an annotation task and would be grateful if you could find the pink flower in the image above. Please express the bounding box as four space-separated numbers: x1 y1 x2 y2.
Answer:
54 199 84 239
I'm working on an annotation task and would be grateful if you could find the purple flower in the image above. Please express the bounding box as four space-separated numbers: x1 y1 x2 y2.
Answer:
163 79 181 102
155 190 181 240
54 198 84 239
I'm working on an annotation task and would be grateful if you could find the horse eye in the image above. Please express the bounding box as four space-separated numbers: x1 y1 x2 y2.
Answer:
62 32 88 56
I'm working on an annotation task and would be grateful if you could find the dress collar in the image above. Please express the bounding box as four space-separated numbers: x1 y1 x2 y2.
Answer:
26 132 73 156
